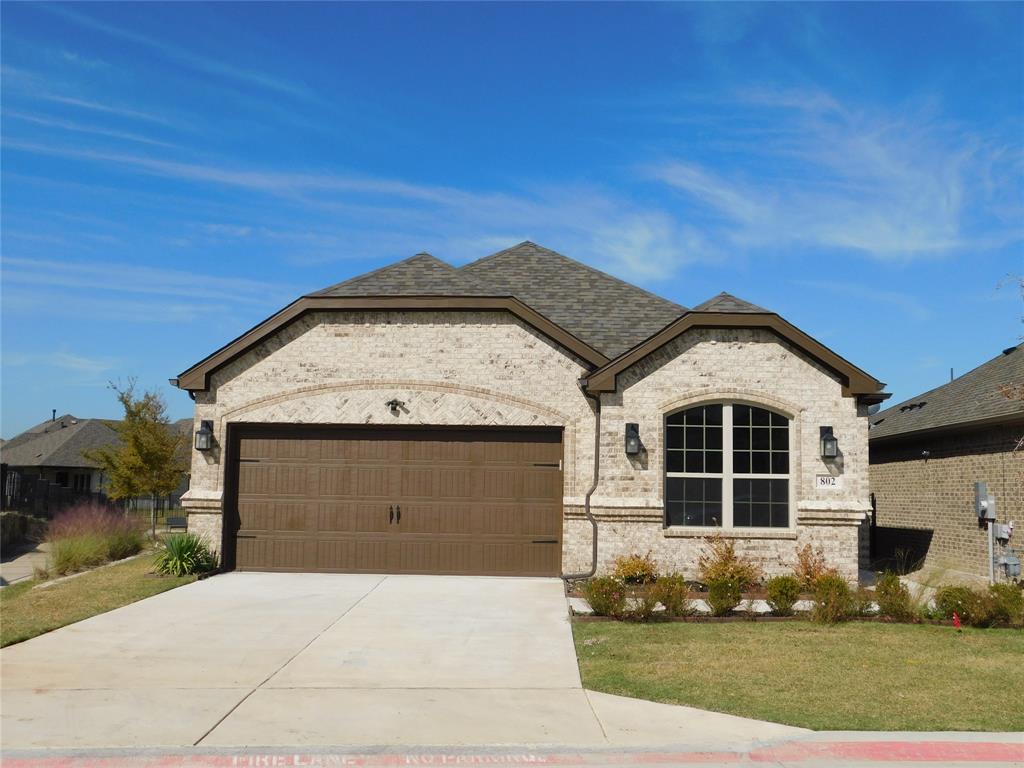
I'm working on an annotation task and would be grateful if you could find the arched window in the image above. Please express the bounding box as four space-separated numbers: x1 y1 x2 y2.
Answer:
665 403 791 529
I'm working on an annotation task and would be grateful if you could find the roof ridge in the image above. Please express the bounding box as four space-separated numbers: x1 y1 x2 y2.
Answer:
307 252 456 297
461 241 687 311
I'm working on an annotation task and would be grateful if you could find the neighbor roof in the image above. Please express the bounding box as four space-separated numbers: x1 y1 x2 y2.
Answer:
869 345 1024 441
0 418 120 469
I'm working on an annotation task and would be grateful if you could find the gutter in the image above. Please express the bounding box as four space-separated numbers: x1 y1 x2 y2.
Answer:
563 383 600 581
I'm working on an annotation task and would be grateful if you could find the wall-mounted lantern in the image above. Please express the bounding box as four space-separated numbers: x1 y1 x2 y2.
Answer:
625 423 641 455
195 420 214 451
820 426 838 459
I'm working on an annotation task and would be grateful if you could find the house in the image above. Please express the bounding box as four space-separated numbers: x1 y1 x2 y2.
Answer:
1 414 118 501
173 242 887 581
1 414 193 514
869 345 1024 583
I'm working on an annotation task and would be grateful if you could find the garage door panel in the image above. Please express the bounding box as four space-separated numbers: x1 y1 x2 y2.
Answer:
231 427 563 576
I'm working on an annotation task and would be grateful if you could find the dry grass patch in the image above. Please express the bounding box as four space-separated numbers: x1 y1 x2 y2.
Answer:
573 620 1024 731
1 553 195 647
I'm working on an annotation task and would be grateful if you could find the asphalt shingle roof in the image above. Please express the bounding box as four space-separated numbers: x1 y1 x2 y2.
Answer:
869 345 1024 440
0 418 120 469
309 253 492 297
692 292 768 313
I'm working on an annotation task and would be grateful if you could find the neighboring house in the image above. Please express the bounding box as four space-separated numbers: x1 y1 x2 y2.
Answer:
1 415 193 513
869 345 1024 583
1 414 118 500
173 242 887 581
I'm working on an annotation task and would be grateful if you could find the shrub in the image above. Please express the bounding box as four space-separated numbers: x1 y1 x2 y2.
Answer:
812 573 853 624
612 552 658 585
875 572 915 622
706 578 743 617
765 575 801 616
650 574 694 617
155 533 218 577
988 584 1024 628
582 576 627 618
852 587 877 617
934 585 990 626
47 503 145 575
794 543 838 591
698 535 762 589
622 590 660 622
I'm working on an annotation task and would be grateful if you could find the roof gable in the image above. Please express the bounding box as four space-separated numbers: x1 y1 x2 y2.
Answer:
310 253 491 297
692 292 768 313
869 345 1024 440
459 242 686 358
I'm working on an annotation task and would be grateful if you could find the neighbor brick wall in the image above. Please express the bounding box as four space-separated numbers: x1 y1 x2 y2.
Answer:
869 423 1024 582
183 313 871 581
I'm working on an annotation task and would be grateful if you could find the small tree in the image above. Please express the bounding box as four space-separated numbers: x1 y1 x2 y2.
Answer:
86 380 186 537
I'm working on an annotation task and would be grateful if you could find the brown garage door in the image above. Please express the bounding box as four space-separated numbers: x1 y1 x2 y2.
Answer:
227 426 563 576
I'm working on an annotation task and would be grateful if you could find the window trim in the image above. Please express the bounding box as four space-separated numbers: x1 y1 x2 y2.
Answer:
663 400 795 532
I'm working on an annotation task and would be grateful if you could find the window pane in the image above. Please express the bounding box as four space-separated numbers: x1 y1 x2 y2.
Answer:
751 452 771 474
667 427 685 449
734 404 750 425
749 479 771 503
770 479 788 504
734 452 750 474
685 427 703 450
665 501 686 526
706 428 722 449
771 452 789 474
705 450 722 474
733 427 750 450
734 479 752 503
666 410 686 426
771 427 788 450
751 503 771 527
771 504 789 527
752 407 771 426
685 451 704 473
705 404 723 425
733 504 751 527
771 411 787 427
666 477 685 501
752 428 770 450
666 478 722 527
666 451 685 473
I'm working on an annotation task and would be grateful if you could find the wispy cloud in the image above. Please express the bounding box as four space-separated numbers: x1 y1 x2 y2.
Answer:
793 279 932 322
4 350 119 384
5 110 176 148
648 87 1024 260
1 256 299 307
41 5 323 104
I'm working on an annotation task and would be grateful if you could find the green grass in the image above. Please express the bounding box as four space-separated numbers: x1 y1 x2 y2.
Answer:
573 619 1024 731
1 553 196 647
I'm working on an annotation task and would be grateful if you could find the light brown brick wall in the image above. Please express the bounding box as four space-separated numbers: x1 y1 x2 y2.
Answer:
183 311 871 580
869 424 1024 582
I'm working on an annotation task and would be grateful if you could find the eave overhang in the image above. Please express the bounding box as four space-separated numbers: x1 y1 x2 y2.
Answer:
174 295 611 392
579 311 886 400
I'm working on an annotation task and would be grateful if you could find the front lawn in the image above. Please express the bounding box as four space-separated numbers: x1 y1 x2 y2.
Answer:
573 620 1024 731
0 553 196 647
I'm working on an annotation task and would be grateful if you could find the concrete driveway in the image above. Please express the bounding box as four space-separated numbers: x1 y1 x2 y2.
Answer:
1 573 801 750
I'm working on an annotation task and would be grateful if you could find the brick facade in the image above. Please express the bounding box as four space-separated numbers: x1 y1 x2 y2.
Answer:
183 311 871 581
869 423 1024 582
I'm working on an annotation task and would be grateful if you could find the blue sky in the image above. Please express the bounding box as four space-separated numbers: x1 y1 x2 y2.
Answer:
2 2 1022 437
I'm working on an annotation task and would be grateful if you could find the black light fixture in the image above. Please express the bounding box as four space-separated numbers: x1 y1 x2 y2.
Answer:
820 426 838 459
385 398 405 415
195 420 214 451
624 423 641 455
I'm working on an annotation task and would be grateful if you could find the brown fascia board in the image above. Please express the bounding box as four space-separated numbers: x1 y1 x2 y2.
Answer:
175 295 611 392
581 311 885 398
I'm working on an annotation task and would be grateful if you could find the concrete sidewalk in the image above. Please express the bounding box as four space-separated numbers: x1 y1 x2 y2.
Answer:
1 572 801 751
0 543 48 587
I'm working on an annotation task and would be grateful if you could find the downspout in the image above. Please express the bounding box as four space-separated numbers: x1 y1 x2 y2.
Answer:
562 384 601 581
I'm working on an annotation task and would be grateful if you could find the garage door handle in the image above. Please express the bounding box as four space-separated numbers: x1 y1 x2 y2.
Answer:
389 505 394 524
532 539 558 544
396 505 401 523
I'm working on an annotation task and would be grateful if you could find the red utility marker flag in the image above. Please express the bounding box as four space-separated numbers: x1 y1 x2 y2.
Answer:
953 611 962 630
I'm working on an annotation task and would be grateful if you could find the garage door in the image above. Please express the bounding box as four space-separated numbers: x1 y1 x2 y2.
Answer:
227 426 563 576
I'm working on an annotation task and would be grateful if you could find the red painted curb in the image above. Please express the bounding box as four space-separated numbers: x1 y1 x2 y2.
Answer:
3 741 1022 767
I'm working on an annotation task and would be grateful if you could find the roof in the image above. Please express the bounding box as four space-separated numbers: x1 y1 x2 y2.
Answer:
869 345 1024 441
691 292 768 313
175 240 885 398
459 242 687 358
310 253 492 297
0 418 120 469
